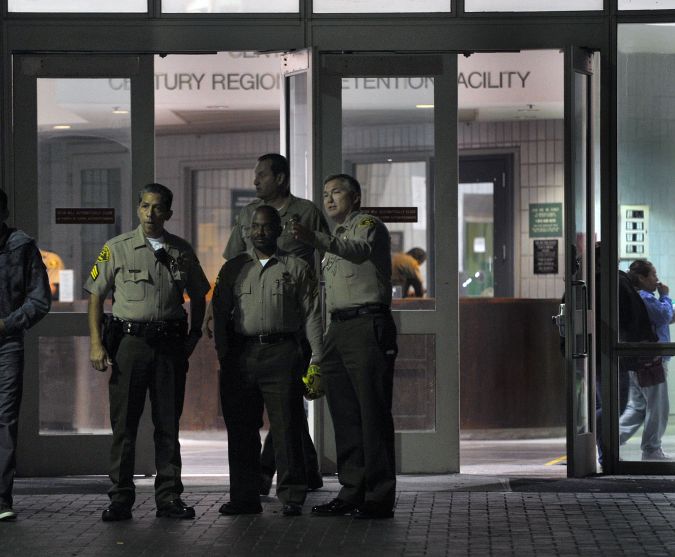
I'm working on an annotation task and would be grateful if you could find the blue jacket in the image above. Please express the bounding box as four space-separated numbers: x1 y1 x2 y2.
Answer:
0 225 51 340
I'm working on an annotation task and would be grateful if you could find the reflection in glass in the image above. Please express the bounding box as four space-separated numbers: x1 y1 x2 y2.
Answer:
163 0 297 12
342 76 434 311
289 72 311 201
314 0 449 12
393 334 436 431
38 79 131 310
9 0 145 11
39 337 110 434
619 0 675 8
465 0 601 11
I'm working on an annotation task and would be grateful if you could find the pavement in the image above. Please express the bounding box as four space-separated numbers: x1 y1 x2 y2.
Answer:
5 473 675 556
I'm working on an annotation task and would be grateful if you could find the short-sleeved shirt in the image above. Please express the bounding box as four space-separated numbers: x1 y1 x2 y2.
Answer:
223 193 329 267
84 225 210 322
211 249 322 360
311 210 392 314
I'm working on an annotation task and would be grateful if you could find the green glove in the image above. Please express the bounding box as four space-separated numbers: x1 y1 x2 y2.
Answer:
302 363 324 400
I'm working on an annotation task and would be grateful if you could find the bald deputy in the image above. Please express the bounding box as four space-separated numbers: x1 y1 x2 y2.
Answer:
291 173 398 520
85 183 210 523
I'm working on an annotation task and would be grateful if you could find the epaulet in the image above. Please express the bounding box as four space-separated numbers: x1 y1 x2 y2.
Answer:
107 230 135 246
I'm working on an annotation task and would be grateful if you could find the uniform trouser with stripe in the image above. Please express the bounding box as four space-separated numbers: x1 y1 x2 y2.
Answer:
322 313 397 509
108 334 187 508
220 338 307 506
0 339 22 507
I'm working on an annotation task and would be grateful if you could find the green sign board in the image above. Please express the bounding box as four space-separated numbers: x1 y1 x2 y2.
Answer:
529 203 562 238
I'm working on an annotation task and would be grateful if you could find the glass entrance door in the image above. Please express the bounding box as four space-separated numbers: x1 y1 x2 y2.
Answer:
314 53 456 473
564 47 598 477
12 55 155 475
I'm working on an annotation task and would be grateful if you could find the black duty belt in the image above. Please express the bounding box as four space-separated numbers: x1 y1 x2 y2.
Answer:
115 317 187 338
331 304 390 322
242 332 296 345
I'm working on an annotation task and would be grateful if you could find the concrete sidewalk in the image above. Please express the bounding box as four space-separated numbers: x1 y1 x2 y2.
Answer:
4 474 675 556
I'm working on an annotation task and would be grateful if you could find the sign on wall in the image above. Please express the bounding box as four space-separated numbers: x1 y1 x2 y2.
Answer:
533 239 559 275
529 203 562 238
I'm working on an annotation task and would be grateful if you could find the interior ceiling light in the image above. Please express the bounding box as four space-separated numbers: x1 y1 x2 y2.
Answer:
112 107 129 114
53 125 71 129
206 105 229 110
416 104 434 109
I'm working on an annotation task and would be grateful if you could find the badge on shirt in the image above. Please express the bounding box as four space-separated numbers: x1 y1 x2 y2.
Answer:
90 264 99 280
359 217 376 228
97 245 111 263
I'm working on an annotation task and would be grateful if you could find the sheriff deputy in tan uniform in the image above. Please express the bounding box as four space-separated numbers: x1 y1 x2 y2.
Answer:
213 153 327 496
224 153 329 267
291 173 398 520
85 183 210 523
212 205 322 517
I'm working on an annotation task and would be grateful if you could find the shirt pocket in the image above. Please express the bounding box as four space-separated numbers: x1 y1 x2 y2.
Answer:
122 269 150 301
272 274 298 325
234 281 252 297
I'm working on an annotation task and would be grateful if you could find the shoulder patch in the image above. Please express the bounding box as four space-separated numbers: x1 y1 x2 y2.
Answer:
90 264 99 280
96 245 111 263
359 217 377 228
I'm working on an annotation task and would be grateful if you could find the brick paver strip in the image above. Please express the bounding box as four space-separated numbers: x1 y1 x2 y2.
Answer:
3 477 675 556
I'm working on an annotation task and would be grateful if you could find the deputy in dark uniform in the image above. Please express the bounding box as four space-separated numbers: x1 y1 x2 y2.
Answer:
292 173 398 519
212 153 328 495
212 205 322 517
85 183 210 522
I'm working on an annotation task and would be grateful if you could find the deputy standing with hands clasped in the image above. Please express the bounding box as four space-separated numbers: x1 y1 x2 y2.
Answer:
292 173 398 519
85 183 210 522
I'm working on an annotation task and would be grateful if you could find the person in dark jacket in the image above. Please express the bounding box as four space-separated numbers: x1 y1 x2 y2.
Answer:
0 189 51 521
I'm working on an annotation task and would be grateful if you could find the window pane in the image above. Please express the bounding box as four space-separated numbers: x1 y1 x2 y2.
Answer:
618 354 674 462
617 24 675 342
465 0 602 11
162 0 297 13
37 78 132 310
342 76 434 311
393 334 436 431
619 0 675 8
9 0 145 12
39 337 110 434
314 0 450 13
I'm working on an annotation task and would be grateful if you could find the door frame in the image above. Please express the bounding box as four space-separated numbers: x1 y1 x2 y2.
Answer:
315 52 458 473
12 53 155 475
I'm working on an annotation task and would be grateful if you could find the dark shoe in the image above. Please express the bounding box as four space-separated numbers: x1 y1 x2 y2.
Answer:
282 503 302 517
307 475 323 491
219 501 263 515
101 502 132 522
0 502 16 522
156 499 195 519
260 473 273 496
353 502 394 519
311 498 356 516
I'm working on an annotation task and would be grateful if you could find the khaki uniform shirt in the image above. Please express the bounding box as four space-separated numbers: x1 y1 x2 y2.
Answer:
84 225 210 322
223 194 329 267
212 249 322 360
312 210 392 314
